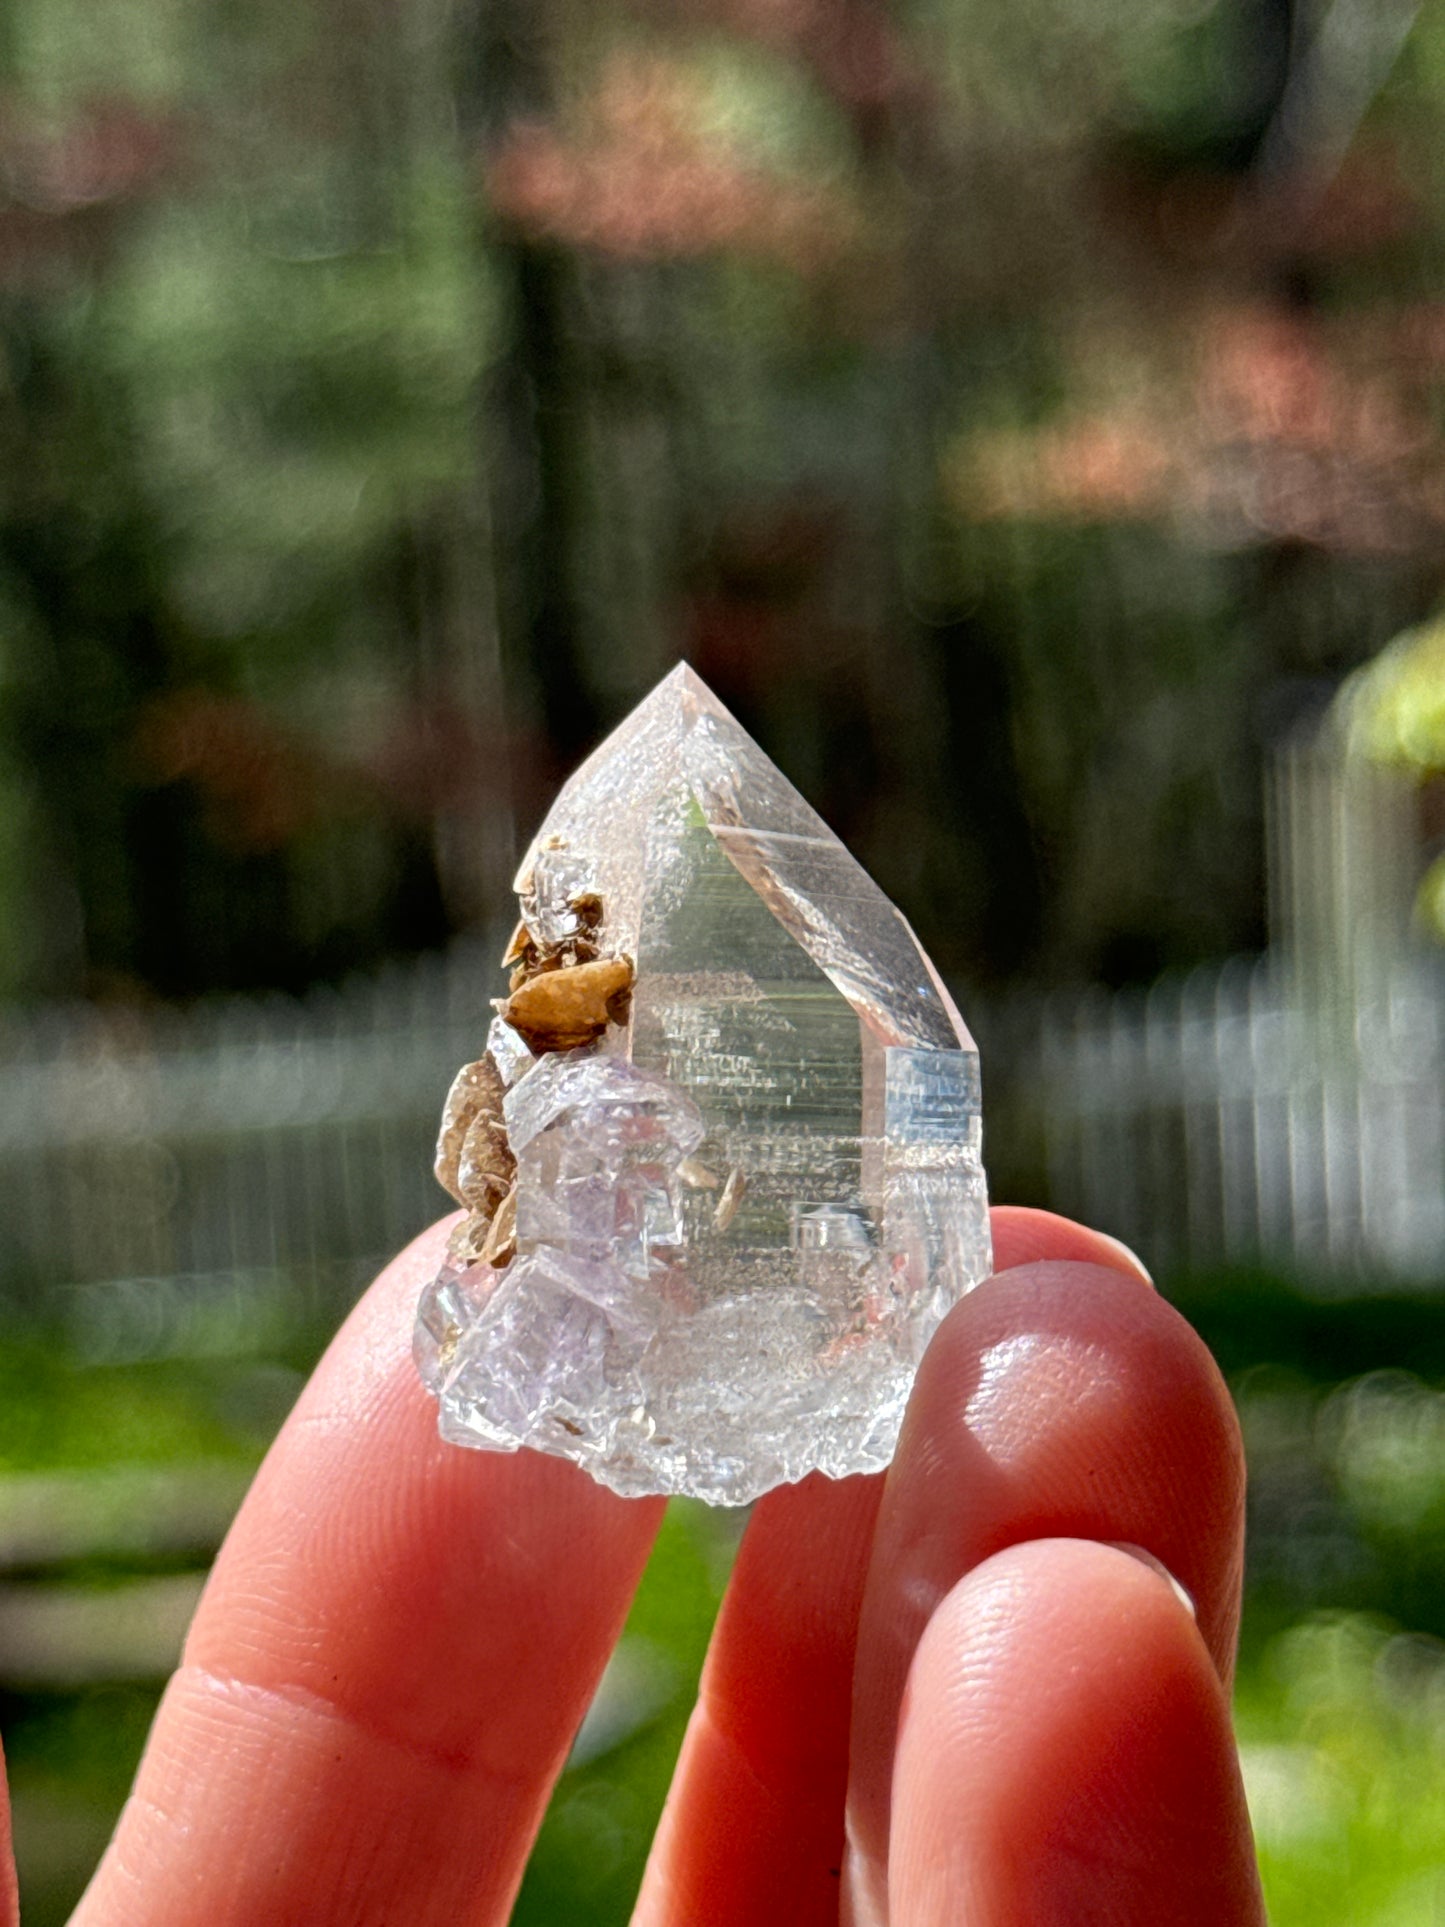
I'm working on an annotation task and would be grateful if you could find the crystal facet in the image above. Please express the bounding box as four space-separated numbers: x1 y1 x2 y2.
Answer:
414 665 990 1504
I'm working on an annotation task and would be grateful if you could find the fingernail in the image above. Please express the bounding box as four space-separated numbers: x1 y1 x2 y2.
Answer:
1106 1541 1194 1617
1092 1231 1153 1286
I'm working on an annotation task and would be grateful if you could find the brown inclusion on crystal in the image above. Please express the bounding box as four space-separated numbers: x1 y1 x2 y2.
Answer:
436 890 633 1260
499 954 634 1053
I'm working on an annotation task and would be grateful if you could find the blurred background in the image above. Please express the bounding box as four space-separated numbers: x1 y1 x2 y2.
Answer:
0 0 1443 1917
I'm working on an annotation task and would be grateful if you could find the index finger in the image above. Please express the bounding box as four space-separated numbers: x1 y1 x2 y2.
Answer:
73 1220 665 1927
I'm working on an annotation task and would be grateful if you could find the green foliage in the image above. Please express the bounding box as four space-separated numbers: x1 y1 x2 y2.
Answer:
101 173 493 657
0 1343 278 1472
1330 615 1445 945
1340 618 1445 780
1239 1614 1445 1926
3 1687 161 1810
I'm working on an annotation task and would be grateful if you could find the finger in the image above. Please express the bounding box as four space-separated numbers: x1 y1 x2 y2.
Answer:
632 1208 1147 1927
989 1204 1152 1284
889 1540 1264 1925
75 1220 665 1927
845 1259 1245 1924
633 1472 883 1927
0 1737 16 1927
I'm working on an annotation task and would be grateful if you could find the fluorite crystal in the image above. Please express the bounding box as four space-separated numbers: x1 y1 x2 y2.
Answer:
414 665 990 1505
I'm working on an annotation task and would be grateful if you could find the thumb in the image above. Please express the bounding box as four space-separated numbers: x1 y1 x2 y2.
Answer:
885 1539 1264 1925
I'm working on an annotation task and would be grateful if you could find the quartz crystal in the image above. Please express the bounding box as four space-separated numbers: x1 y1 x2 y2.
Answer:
414 664 990 1505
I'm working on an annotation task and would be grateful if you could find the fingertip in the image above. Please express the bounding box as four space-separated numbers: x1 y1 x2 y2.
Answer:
80 1216 666 1927
890 1539 1264 1926
1105 1541 1196 1619
988 1206 1153 1286
906 1259 1244 1676
320 1212 462 1385
186 1216 666 1767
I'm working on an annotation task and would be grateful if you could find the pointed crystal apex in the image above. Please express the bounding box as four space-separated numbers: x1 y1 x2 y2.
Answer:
665 657 729 712
516 664 973 1053
429 661 989 1504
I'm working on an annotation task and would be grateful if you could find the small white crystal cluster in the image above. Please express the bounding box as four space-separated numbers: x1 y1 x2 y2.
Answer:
415 666 990 1505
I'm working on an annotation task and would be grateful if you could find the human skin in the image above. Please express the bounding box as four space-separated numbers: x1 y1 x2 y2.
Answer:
0 1206 1264 1926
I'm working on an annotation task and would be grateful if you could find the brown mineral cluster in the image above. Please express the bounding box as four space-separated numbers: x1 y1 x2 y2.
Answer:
433 1053 516 1266
433 859 634 1268
500 953 633 1053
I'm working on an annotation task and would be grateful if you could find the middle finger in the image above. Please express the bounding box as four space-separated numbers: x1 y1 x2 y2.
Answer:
631 1208 1150 1927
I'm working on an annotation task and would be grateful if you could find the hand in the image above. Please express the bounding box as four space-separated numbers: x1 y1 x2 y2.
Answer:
1 1207 1265 1926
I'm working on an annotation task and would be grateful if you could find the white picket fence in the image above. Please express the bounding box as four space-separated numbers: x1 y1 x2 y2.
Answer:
0 941 1440 1362
0 936 509 1359
1037 955 1445 1286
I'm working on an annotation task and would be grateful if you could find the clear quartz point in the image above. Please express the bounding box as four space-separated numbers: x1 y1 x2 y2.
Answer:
417 664 990 1505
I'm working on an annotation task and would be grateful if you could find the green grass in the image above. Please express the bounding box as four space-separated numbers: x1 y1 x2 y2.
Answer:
1239 1614 1445 1925
0 1342 296 1473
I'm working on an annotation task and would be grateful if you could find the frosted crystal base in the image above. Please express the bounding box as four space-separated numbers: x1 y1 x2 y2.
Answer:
415 666 990 1505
